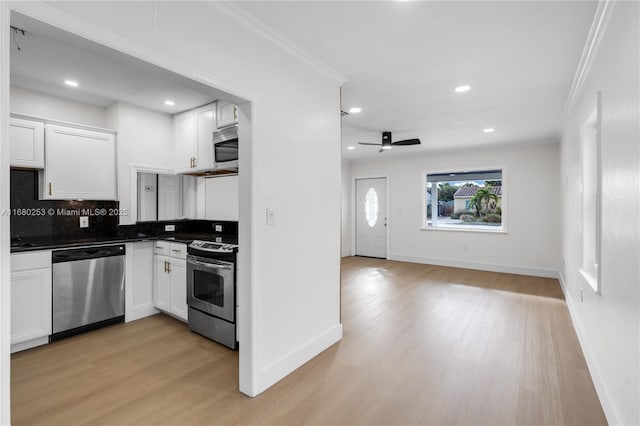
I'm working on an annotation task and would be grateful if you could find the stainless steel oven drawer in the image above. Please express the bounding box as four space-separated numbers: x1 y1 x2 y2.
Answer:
188 307 236 350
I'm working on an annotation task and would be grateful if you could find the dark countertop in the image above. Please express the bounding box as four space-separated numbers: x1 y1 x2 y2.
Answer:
10 233 237 253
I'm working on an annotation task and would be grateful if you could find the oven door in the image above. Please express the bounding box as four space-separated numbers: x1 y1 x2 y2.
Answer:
187 255 234 322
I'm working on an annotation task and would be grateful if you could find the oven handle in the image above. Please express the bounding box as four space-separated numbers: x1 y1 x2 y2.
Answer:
188 258 233 270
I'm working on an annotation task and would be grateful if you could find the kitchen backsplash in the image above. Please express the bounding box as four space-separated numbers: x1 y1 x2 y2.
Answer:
10 169 119 241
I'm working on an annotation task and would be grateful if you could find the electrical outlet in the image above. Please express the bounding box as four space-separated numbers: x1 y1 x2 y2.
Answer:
215 225 223 232
266 208 276 225
215 237 222 243
165 224 175 232
79 216 89 228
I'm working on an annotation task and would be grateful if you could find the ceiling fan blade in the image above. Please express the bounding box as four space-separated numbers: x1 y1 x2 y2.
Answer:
358 142 382 146
392 138 421 146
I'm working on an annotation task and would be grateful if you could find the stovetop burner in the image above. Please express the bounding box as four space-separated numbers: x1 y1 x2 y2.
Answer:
189 240 238 254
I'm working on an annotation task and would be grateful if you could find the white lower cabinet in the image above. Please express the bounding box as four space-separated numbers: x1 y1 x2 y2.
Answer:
10 251 52 353
153 242 187 321
125 242 158 322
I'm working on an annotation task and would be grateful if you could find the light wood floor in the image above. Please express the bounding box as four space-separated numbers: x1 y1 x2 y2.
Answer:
12 257 606 425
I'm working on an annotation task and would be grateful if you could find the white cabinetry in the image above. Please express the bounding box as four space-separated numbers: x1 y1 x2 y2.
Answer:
125 242 158 322
153 241 188 321
174 103 215 173
40 124 117 200
216 102 238 129
10 250 52 353
10 117 45 169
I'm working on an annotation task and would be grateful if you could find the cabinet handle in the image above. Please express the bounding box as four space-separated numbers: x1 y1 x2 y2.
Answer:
48 182 52 196
233 105 238 120
167 261 171 273
193 157 197 167
164 260 168 273
172 249 181 253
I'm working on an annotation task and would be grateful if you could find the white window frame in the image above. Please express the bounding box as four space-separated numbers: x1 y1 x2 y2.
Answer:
421 165 507 233
579 93 602 294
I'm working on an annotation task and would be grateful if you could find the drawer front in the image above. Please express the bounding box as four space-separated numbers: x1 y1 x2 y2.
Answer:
169 243 187 260
154 241 171 255
11 251 52 272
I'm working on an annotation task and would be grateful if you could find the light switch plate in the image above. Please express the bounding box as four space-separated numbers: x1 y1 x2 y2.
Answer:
215 225 223 232
79 216 89 228
165 224 175 232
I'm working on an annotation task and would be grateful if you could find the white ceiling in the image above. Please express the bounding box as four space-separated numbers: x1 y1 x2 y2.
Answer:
9 13 239 115
233 1 598 160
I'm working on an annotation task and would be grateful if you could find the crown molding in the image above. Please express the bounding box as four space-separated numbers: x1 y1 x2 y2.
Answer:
562 0 614 122
212 2 348 85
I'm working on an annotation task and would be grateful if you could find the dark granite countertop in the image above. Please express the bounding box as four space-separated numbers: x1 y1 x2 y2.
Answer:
10 232 237 253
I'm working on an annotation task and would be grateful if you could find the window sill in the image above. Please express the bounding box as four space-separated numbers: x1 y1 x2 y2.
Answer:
420 225 508 234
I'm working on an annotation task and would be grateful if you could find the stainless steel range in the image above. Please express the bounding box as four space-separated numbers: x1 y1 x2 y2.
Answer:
186 240 238 349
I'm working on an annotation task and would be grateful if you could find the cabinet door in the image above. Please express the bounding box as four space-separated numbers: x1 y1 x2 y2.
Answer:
216 102 238 129
42 125 116 200
174 110 196 173
193 104 215 171
169 259 188 321
11 268 52 344
153 255 171 311
10 118 45 169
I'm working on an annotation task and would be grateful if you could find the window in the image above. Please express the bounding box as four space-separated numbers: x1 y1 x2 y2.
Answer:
424 168 504 231
580 94 601 292
364 187 379 227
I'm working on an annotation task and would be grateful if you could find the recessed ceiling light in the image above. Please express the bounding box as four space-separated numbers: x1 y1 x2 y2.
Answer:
347 146 355 150
64 80 78 87
483 128 495 133
164 100 175 106
348 107 362 114
454 85 471 93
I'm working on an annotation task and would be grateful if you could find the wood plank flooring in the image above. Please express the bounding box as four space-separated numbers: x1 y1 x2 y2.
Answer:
11 257 606 425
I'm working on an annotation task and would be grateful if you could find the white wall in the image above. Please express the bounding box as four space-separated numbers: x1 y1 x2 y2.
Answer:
559 2 639 424
25 1 343 397
205 175 239 221
348 142 561 277
105 102 174 225
341 159 352 256
10 86 107 128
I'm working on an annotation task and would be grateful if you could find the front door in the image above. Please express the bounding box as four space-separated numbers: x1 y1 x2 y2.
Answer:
355 177 387 258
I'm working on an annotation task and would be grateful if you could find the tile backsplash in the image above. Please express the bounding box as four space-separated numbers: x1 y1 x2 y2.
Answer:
10 169 119 240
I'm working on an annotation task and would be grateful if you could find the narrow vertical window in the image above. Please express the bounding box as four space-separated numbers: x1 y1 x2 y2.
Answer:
364 188 379 227
580 93 601 292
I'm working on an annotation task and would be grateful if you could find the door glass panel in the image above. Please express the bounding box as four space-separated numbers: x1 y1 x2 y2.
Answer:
364 187 379 227
193 270 224 307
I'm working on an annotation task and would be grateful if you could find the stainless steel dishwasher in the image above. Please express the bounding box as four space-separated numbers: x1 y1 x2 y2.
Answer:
51 244 125 341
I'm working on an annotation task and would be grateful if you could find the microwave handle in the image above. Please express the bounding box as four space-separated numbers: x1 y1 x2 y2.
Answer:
189 258 233 270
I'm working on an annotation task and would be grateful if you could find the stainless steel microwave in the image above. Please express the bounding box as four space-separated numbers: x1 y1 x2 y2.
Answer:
212 124 238 169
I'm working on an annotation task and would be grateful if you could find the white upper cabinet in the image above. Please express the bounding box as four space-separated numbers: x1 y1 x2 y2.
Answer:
216 102 238 129
40 124 117 200
174 109 196 173
10 117 45 169
174 103 215 173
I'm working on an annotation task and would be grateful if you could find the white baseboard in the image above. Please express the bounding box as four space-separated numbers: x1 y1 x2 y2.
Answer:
11 336 49 354
125 304 160 323
258 323 342 393
558 272 618 425
341 249 352 257
389 253 559 279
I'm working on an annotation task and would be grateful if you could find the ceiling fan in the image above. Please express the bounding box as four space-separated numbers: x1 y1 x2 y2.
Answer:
358 131 421 153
